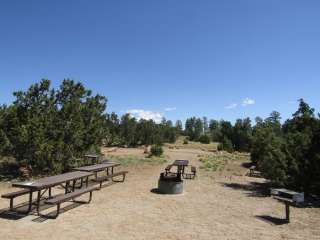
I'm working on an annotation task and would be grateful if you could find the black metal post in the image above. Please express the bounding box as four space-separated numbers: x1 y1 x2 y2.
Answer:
285 203 290 222
36 190 41 215
27 190 33 212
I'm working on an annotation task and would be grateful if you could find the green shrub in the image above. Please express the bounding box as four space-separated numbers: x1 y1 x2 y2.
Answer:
183 139 189 144
217 137 234 152
150 144 163 156
0 157 20 179
199 135 210 144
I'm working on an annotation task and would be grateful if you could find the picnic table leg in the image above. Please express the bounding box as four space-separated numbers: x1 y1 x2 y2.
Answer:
80 178 83 188
86 177 89 187
27 190 33 212
106 167 110 176
36 190 41 215
285 203 290 222
9 198 13 210
65 181 69 194
111 166 114 174
48 187 52 198
72 180 76 192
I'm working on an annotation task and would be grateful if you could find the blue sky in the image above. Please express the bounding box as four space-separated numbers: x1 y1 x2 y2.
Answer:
1 1 319 124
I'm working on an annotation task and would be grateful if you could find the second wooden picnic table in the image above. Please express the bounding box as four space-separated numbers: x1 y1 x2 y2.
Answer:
72 162 121 179
172 160 189 175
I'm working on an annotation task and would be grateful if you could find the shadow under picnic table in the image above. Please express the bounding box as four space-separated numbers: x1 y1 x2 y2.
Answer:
222 182 270 198
0 198 53 220
32 201 84 222
0 196 84 221
255 215 289 225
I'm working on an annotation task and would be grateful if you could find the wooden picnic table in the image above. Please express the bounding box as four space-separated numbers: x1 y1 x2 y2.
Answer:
172 160 189 174
84 154 101 164
12 171 93 214
72 162 121 178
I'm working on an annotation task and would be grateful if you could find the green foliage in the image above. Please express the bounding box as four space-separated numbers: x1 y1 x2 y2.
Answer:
209 120 221 141
251 99 320 195
119 114 137 146
199 134 210 144
104 114 178 147
185 117 203 141
232 118 252 152
150 144 163 156
183 139 189 144
175 120 183 135
0 79 107 175
220 136 234 153
0 156 20 180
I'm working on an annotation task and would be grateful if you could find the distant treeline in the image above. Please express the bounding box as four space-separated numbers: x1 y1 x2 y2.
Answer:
184 101 320 195
0 80 319 195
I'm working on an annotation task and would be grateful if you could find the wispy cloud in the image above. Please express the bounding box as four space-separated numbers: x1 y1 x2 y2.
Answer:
242 97 255 106
225 103 238 109
126 109 163 123
164 107 177 112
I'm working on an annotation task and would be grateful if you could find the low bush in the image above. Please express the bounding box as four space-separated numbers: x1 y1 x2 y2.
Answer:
150 145 163 156
199 135 210 144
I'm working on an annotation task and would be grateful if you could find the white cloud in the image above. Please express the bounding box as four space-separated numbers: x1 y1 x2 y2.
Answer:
126 109 163 123
225 103 238 109
164 107 177 112
242 97 255 106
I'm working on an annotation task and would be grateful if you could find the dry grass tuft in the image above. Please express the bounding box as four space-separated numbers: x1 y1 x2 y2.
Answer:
107 154 167 166
199 151 250 171
164 136 219 152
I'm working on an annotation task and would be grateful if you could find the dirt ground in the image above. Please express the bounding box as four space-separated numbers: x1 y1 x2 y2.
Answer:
0 148 319 240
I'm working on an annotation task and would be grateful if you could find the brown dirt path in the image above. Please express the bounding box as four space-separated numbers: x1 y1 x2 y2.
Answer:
0 148 319 240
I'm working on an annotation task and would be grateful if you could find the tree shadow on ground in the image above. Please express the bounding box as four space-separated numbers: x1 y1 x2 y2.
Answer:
255 215 289 225
222 182 271 198
222 182 320 208
241 162 253 169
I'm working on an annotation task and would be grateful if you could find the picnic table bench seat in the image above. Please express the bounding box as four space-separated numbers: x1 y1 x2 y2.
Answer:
183 166 197 179
92 171 128 189
1 189 31 210
44 185 99 218
165 165 173 175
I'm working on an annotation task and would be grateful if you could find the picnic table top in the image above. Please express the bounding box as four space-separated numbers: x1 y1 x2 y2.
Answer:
84 154 101 158
173 160 189 166
72 162 120 172
272 188 301 195
12 171 93 190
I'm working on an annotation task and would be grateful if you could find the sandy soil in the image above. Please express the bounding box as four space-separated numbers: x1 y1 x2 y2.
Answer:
0 148 319 240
